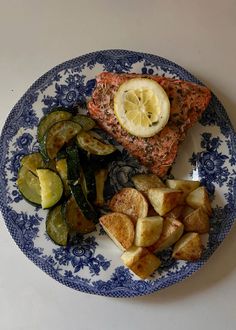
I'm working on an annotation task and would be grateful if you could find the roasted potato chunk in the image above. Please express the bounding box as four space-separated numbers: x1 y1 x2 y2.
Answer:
148 218 184 253
148 188 184 216
147 205 158 217
121 246 161 279
135 216 163 247
172 232 203 261
165 205 184 221
132 174 166 197
99 212 134 251
183 207 210 234
166 179 200 198
181 205 195 218
186 186 212 216
109 188 148 223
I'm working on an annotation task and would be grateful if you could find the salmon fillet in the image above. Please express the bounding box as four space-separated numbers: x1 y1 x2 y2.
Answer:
87 72 211 177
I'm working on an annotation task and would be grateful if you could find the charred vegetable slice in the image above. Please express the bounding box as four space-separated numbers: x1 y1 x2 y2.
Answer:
43 120 82 159
20 152 45 175
72 114 96 131
37 109 72 142
77 149 96 202
46 204 68 246
44 159 57 171
77 131 116 155
66 146 81 182
17 166 41 205
36 169 63 208
66 146 96 203
64 196 96 234
69 182 98 223
55 158 70 196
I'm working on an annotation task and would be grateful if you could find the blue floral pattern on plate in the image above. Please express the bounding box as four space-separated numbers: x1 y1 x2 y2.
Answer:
0 50 235 298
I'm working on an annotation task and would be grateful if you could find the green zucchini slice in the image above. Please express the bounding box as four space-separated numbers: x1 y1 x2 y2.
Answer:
55 158 70 196
37 109 72 142
78 149 96 202
64 196 95 234
72 114 96 131
20 152 45 175
69 182 98 223
17 166 41 205
44 120 82 159
66 146 81 182
46 204 68 246
36 169 63 208
76 131 116 155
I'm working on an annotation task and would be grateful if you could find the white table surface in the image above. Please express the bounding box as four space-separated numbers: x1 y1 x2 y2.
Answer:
0 1 236 329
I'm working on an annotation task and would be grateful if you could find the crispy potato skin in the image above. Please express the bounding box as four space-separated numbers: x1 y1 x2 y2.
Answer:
172 232 203 261
186 186 212 216
135 216 163 247
132 174 166 197
99 212 134 250
121 246 161 279
183 207 210 234
148 188 184 216
164 205 185 221
166 179 200 198
148 218 184 253
109 188 148 223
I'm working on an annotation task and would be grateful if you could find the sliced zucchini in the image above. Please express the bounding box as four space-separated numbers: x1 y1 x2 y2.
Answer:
78 149 96 202
46 204 68 246
36 169 63 209
56 148 68 161
55 158 70 196
37 109 72 142
43 120 82 159
66 146 81 182
64 196 95 234
20 152 45 175
69 182 98 223
72 114 96 131
76 131 116 155
17 166 41 205
82 164 96 202
44 159 57 171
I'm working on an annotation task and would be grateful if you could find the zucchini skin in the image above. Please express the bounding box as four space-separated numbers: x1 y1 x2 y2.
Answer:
42 120 82 160
72 114 96 131
37 108 72 142
76 131 116 155
63 196 96 234
66 146 81 182
55 158 71 197
78 149 96 203
17 166 42 206
46 204 69 246
69 182 98 223
20 152 45 174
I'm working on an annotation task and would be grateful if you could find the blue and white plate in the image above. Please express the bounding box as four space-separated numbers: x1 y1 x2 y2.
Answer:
0 50 235 298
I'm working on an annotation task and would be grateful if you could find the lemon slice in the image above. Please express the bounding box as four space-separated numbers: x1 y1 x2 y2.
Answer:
114 78 170 137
